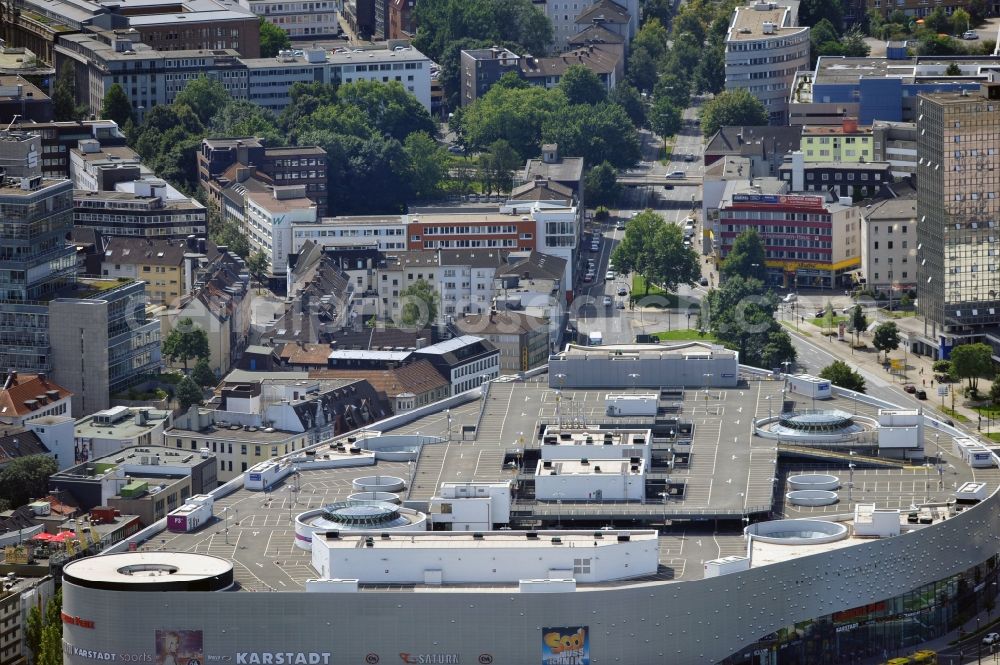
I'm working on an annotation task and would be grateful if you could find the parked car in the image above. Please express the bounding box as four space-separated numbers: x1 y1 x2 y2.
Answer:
603 296 613 307
984 633 1000 646
583 273 593 283
903 384 917 394
605 270 616 281
617 286 628 296
683 153 695 162
616 300 625 309
616 220 626 230
699 277 709 286
915 390 928 400
964 30 979 39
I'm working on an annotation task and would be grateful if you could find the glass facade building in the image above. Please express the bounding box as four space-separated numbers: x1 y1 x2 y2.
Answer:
917 84 1000 336
723 554 1000 665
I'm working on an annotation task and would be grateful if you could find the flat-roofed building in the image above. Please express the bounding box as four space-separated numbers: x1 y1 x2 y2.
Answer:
74 183 207 240
309 530 659 584
549 342 740 388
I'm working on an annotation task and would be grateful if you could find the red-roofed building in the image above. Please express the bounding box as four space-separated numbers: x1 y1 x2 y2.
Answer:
0 372 73 427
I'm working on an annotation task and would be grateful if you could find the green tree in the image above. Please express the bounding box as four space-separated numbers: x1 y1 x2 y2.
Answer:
819 360 867 393
173 76 232 126
633 18 670 61
872 321 901 362
851 304 868 345
399 279 439 326
649 97 682 141
950 342 994 392
37 592 62 665
541 101 640 169
0 455 57 508
799 0 843 29
671 10 706 44
611 211 699 294
918 34 963 56
558 65 607 105
626 46 659 93
101 83 134 127
404 131 448 199
25 605 42 665
923 6 951 33
653 72 692 110
584 161 621 208
700 88 769 136
704 276 787 367
131 104 205 192
990 379 1000 405
721 229 768 282
259 17 291 58
761 329 798 369
457 84 564 157
176 375 204 411
478 138 520 194
191 357 217 388
609 84 647 127
337 79 436 142
693 41 726 95
412 0 551 64
946 62 962 76
210 100 283 145
246 251 270 288
162 318 210 371
53 67 87 121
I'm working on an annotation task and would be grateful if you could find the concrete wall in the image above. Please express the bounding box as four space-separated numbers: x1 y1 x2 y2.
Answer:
49 298 110 418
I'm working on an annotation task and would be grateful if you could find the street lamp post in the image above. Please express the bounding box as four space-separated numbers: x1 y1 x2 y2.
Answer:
223 507 229 545
848 463 856 502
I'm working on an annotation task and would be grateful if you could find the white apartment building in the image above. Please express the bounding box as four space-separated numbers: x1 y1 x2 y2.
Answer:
860 197 918 293
242 46 432 113
724 0 809 125
242 185 318 278
539 0 637 49
291 216 408 253
239 0 341 38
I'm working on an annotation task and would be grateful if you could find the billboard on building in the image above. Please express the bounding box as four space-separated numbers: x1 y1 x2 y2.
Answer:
542 626 589 665
155 630 204 665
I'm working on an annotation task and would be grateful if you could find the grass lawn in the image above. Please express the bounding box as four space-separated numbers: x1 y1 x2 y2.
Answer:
779 320 811 336
810 315 848 328
631 275 678 307
940 407 971 423
650 329 717 342
987 433 1000 443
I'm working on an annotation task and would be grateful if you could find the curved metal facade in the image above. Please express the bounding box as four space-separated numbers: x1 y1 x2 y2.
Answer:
62 484 1000 665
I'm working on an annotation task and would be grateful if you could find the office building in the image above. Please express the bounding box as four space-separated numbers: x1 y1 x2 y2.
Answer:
412 335 500 395
454 311 551 371
13 119 127 179
716 180 862 288
291 215 408 253
778 150 893 198
388 0 415 39
724 0 809 125
0 76 51 124
800 118 874 163
48 279 161 417
917 83 1000 340
0 574 53 665
74 181 208 240
238 0 341 39
73 406 173 462
197 138 328 218
241 184 318 282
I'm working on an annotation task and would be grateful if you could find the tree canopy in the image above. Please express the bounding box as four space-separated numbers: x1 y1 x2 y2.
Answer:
176 376 204 411
703 275 796 369
700 89 769 136
611 211 700 296
174 76 232 126
162 318 210 371
101 83 134 128
400 279 440 327
0 455 57 508
721 230 768 283
558 65 607 105
259 17 291 58
950 342 994 392
819 360 866 393
872 321 901 361
584 162 621 208
53 67 88 121
412 0 552 65
649 98 682 141
191 357 217 388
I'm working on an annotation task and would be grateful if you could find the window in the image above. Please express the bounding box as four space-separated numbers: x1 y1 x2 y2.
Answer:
573 558 591 574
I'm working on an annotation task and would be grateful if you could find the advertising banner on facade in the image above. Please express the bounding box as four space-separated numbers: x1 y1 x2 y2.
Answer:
541 626 589 665
155 630 204 665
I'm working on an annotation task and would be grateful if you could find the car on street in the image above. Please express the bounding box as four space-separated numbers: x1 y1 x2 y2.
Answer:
903 384 916 394
783 293 797 303
684 153 695 162
964 30 979 39
916 390 928 400
605 270 616 281
583 273 593 283
616 220 626 230
603 296 612 307
616 300 625 309
683 240 691 247
699 277 709 286
448 145 465 154
666 171 686 179
984 633 1000 645
617 286 628 296
608 262 615 272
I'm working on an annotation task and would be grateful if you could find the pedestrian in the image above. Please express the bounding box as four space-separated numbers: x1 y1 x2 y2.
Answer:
923 380 925 386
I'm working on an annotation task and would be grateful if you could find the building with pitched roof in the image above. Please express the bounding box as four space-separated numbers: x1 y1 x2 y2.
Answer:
454 311 551 371
704 125 804 177
310 360 450 412
519 44 622 91
98 236 218 304
0 373 72 428
412 335 500 395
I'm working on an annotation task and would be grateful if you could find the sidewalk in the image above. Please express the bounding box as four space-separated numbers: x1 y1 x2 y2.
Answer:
790 314 996 437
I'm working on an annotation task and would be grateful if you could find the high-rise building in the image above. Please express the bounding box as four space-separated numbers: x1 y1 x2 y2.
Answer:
916 83 1000 342
0 132 77 374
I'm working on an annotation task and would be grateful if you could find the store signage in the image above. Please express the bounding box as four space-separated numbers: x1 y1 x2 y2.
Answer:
62 613 95 629
398 655 459 664
235 654 330 665
249 474 262 482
